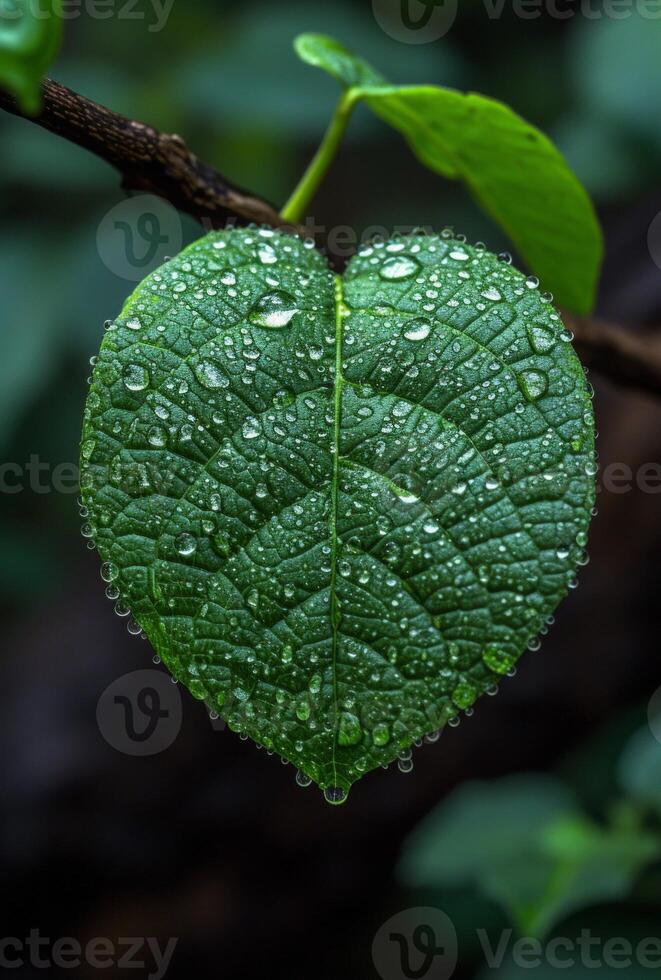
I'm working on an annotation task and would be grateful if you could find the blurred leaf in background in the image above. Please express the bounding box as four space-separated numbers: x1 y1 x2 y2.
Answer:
618 723 661 818
0 0 61 112
399 712 661 951
555 12 661 201
399 775 583 937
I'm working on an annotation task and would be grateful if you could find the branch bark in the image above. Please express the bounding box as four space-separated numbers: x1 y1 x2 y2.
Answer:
564 314 661 400
0 78 288 230
1 79 660 399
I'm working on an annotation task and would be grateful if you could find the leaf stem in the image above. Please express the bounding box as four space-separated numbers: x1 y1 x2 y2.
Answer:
281 89 359 224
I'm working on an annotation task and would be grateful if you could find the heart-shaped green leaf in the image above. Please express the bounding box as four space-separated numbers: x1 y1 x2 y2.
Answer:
294 33 603 315
0 0 62 113
80 228 595 802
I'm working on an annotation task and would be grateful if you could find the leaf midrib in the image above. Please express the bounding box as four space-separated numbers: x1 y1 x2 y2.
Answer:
329 274 344 789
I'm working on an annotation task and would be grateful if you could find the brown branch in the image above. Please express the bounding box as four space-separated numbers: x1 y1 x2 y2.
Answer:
1 80 661 399
0 78 289 230
564 314 661 400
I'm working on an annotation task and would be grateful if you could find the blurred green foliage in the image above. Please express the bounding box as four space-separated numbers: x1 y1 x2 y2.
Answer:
0 0 62 111
399 707 661 974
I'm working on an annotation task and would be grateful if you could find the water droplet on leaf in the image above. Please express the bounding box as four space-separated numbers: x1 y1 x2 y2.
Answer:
372 722 390 746
176 532 197 557
195 361 228 389
100 561 118 583
527 323 556 354
379 256 420 281
338 712 361 746
403 318 431 342
123 363 149 392
323 785 348 805
249 291 299 328
517 369 548 402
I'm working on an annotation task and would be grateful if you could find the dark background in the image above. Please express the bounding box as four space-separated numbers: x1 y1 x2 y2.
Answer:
2 1 661 977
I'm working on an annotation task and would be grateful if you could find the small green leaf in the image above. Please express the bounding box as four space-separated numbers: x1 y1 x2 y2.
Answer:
363 87 603 314
0 0 61 112
294 32 385 89
537 813 660 936
399 774 659 938
80 229 595 802
294 34 603 315
399 774 576 888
